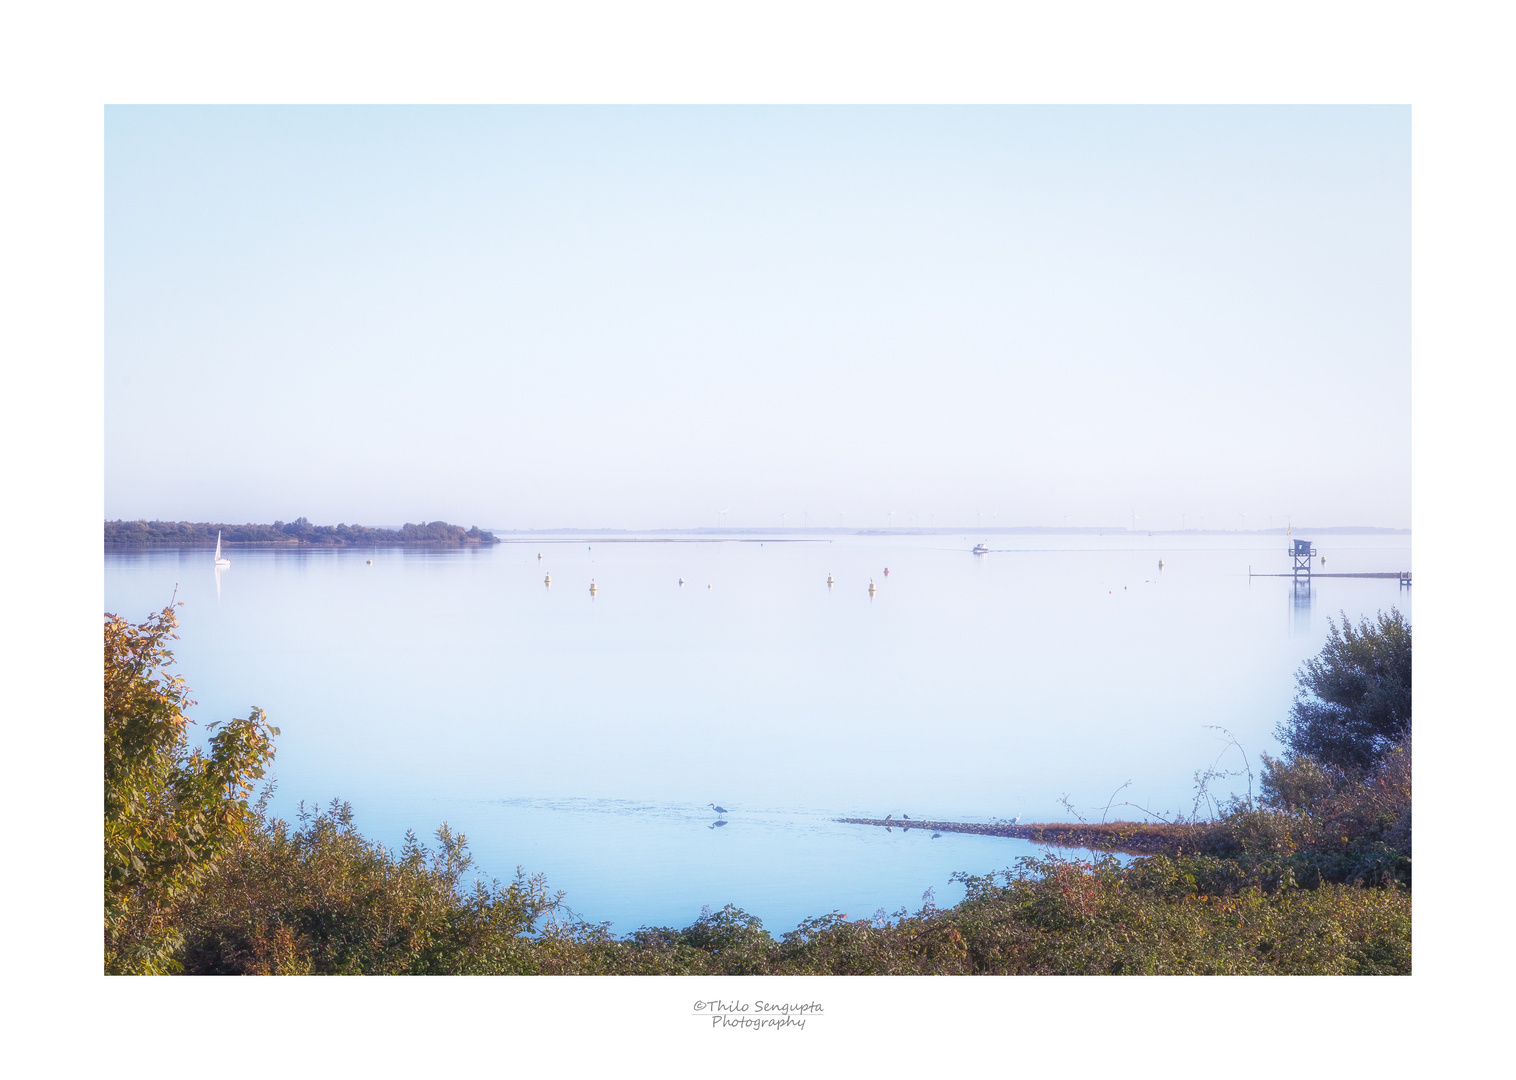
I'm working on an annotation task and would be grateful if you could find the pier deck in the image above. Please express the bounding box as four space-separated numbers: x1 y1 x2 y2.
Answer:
1248 571 1410 579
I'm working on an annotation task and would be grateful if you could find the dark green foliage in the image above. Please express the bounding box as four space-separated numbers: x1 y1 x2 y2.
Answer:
127 606 1411 976
172 804 1411 976
177 801 564 974
942 855 1408 975
1278 609 1411 771
1254 735 1413 886
104 518 498 546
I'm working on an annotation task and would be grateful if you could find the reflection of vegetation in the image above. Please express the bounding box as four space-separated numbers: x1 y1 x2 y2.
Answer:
105 605 1412 976
104 518 497 546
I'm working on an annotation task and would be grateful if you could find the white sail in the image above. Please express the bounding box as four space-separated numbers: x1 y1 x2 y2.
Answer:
214 530 231 567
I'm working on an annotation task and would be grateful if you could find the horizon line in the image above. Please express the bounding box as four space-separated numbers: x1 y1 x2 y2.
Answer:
102 518 1412 537
479 524 1410 536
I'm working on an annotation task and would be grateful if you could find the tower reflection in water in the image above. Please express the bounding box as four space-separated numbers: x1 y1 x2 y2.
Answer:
1291 580 1312 637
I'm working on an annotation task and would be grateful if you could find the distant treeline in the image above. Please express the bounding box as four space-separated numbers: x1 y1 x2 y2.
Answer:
104 518 498 547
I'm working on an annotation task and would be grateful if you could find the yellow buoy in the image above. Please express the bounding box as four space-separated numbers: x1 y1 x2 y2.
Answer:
827 574 834 587
868 580 877 597
1158 559 1163 570
589 581 598 596
366 559 373 565
544 574 551 587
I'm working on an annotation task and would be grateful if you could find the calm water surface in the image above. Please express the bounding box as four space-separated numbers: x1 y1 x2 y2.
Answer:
104 531 1410 933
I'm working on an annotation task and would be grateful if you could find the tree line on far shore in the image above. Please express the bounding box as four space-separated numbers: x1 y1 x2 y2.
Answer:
104 518 498 547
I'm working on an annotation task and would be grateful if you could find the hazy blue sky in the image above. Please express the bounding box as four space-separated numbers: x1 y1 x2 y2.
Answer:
106 106 1409 530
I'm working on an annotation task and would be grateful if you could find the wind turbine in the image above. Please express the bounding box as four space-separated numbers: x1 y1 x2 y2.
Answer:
717 507 730 529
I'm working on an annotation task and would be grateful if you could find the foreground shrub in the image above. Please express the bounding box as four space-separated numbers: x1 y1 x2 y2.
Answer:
1278 609 1411 771
932 855 1409 976
177 813 1409 975
177 801 565 974
105 605 277 974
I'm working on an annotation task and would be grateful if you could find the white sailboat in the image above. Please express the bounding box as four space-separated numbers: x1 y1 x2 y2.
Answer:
214 531 231 568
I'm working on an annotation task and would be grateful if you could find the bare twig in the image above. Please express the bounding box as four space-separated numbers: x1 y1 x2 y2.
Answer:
1107 800 1177 825
1191 726 1257 820
1101 780 1133 824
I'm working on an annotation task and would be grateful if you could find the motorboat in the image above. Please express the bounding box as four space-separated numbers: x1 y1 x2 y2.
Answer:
972 542 989 555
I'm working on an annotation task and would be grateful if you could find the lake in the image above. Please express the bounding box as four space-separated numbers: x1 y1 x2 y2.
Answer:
104 530 1411 933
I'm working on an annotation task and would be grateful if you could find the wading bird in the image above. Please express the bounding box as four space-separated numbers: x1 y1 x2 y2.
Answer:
710 803 728 814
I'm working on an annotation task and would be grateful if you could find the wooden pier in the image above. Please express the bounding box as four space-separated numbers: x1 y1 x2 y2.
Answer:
1253 536 1410 586
1249 570 1410 582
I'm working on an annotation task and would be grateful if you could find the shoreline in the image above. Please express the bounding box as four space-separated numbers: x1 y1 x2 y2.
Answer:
837 817 1193 855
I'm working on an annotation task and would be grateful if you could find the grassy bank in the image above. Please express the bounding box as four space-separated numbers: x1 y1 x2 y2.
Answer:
171 800 1409 976
107 605 1411 976
167 724 1410 975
